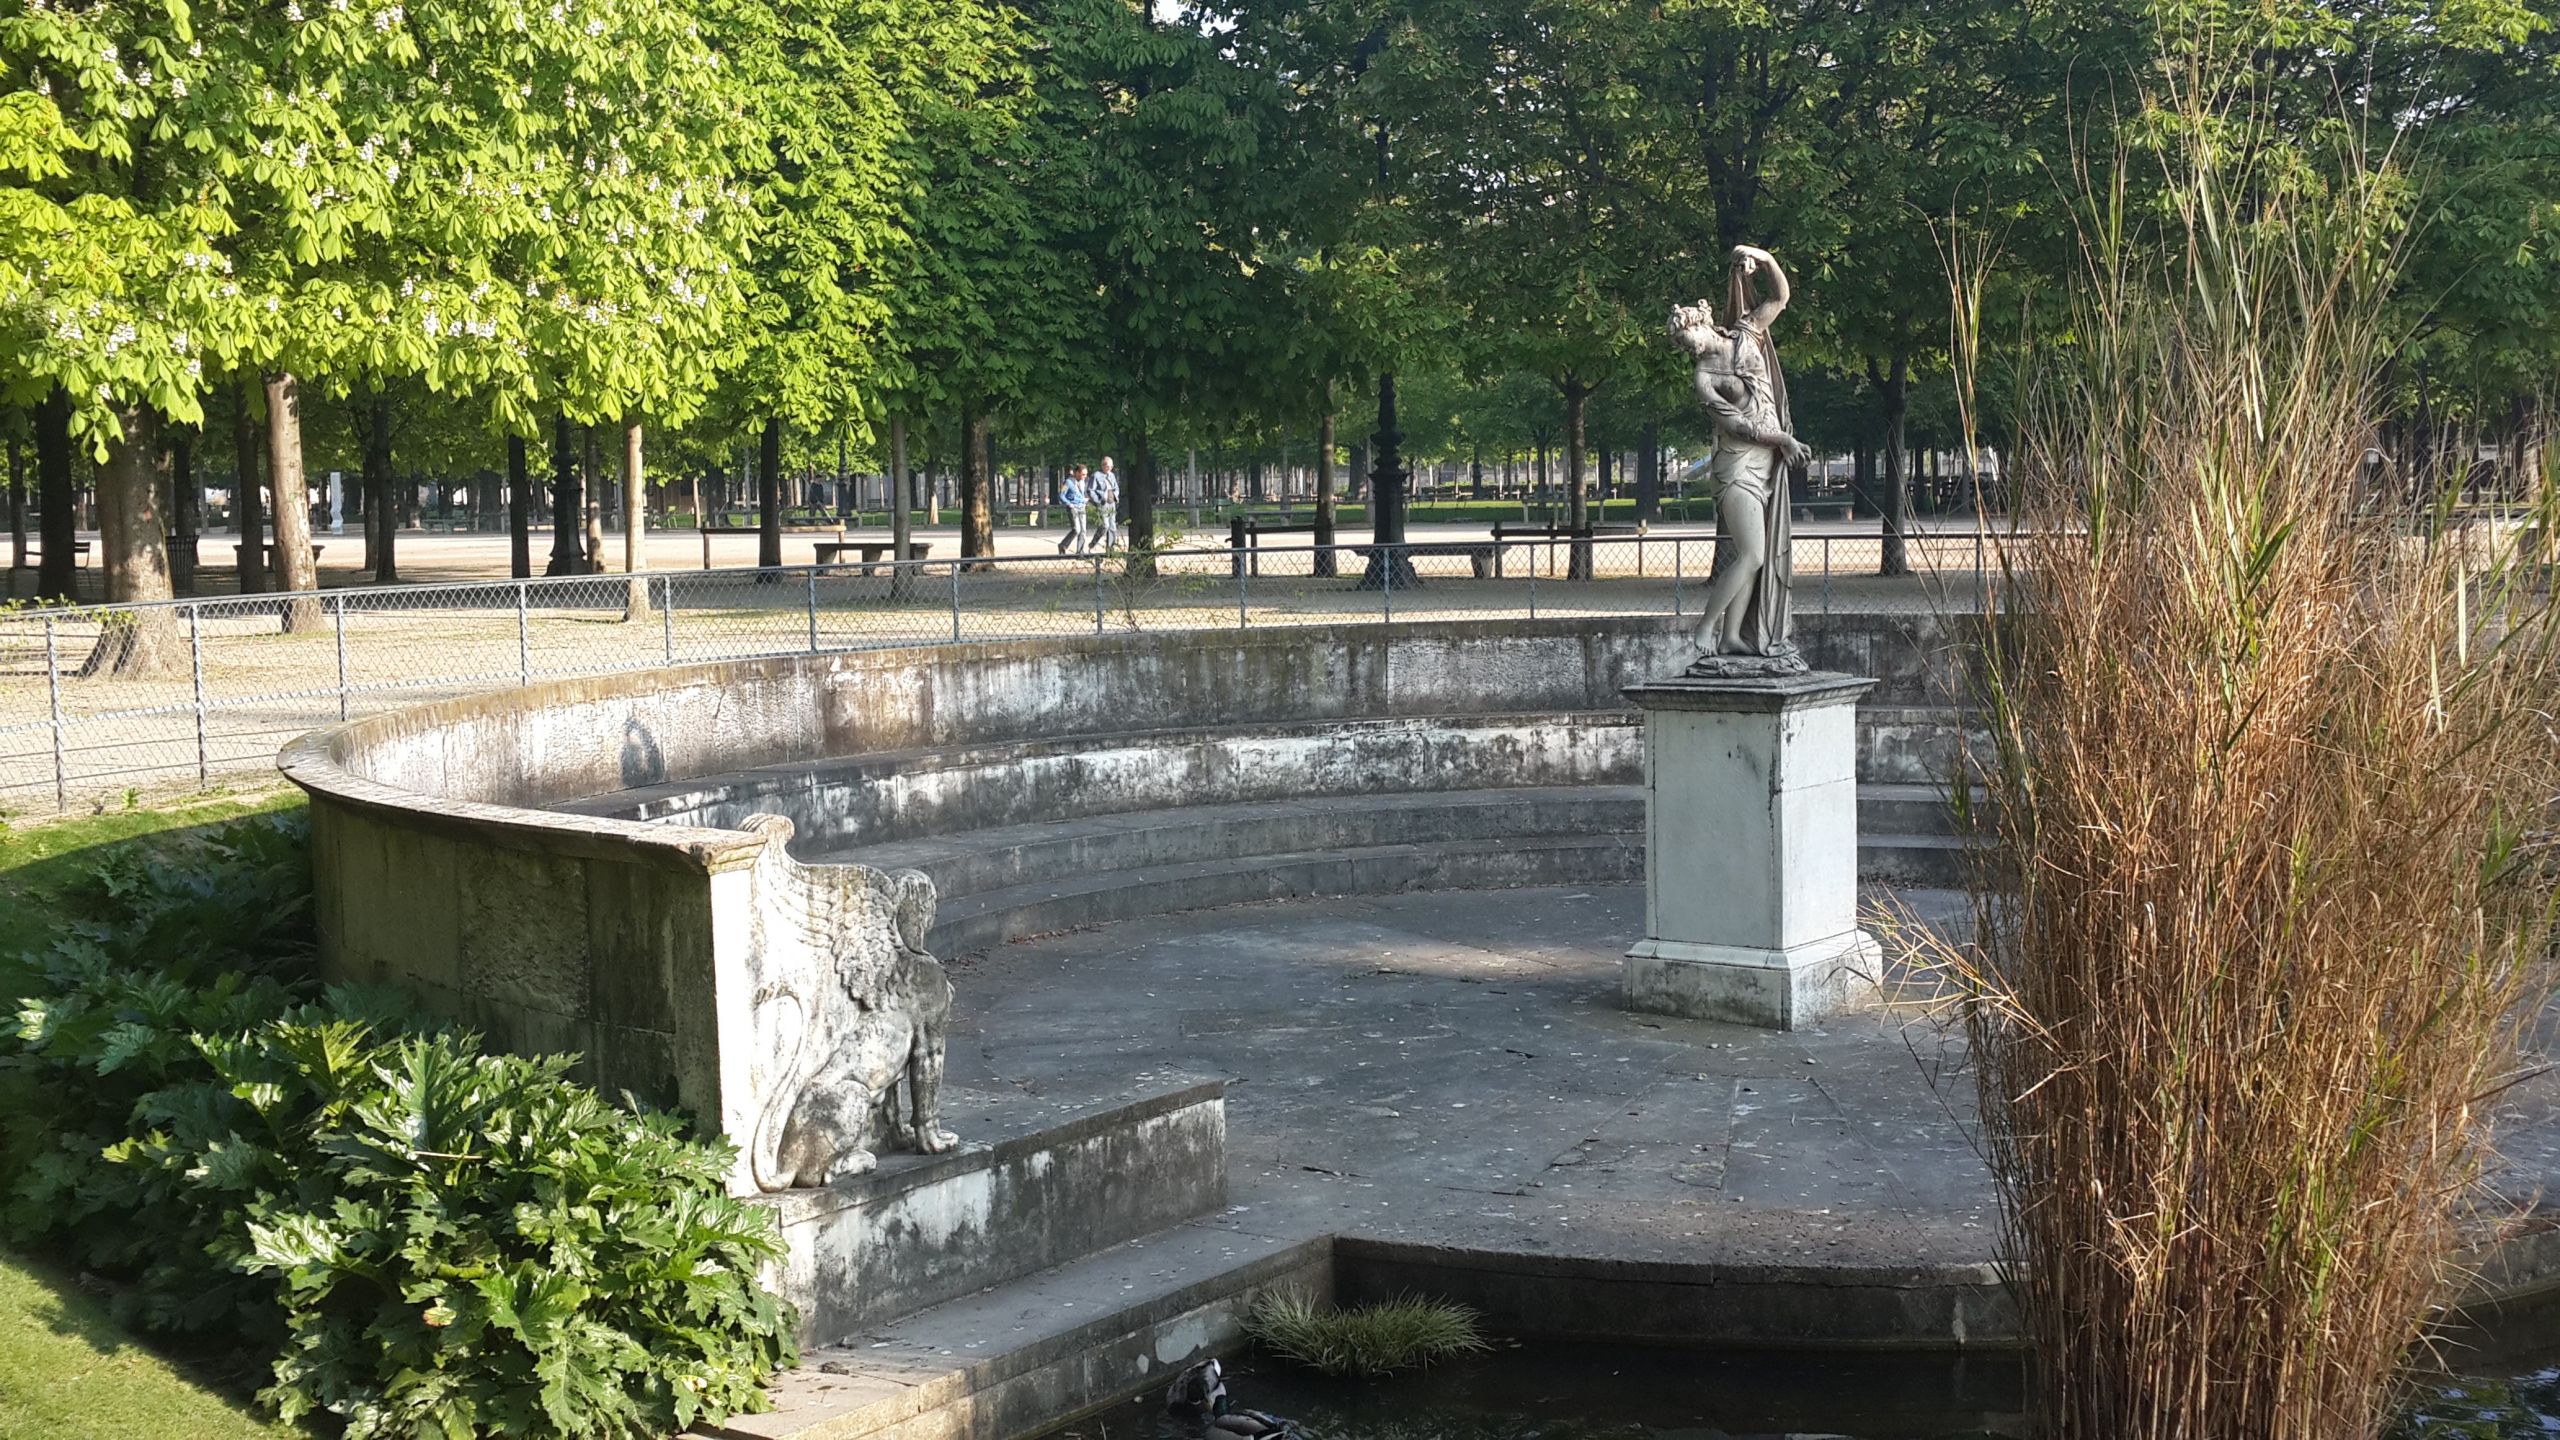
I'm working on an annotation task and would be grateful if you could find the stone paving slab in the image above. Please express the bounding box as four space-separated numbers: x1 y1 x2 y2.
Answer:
942 883 2560 1276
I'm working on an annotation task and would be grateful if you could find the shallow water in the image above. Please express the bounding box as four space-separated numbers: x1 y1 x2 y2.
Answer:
1046 1316 2560 1440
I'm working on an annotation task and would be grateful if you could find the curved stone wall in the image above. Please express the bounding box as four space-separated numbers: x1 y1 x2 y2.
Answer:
282 613 1976 1163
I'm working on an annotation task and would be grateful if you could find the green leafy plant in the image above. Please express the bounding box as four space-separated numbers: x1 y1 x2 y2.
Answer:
1 815 799 1435
1245 1290 1488 1378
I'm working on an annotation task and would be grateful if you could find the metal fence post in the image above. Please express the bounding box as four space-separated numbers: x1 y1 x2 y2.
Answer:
332 594 350 721
1672 536 1684 617
1237 557 1248 629
1381 544 1394 623
44 617 64 811
806 567 819 654
1092 554 1105 634
661 576 676 664
1974 528 1987 613
516 582 531 684
1527 551 1538 622
949 561 962 644
1822 536 1833 619
188 605 209 787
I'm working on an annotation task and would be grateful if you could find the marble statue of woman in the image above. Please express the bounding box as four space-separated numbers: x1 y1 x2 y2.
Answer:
1669 246 1813 676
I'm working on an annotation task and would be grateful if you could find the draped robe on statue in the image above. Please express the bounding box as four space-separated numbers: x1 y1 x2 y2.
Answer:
1697 263 1798 663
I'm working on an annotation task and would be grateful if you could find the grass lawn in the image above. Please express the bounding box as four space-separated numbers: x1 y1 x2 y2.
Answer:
0 788 312 1440
0 788 305 956
0 1252 300 1440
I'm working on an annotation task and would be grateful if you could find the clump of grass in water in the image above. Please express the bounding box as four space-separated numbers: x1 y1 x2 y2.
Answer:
1245 1292 1489 1378
1915 59 2560 1440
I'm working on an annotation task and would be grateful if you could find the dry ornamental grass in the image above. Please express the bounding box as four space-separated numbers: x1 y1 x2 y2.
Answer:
1920 73 2560 1440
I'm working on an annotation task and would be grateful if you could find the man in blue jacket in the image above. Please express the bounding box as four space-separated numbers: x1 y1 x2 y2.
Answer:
1056 466 1091 555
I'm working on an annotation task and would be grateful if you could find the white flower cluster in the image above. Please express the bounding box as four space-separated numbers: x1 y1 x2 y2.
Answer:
103 321 137 354
374 5 403 31
422 311 501 339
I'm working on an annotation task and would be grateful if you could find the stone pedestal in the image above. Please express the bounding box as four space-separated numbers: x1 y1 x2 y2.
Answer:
1622 670 1879 1029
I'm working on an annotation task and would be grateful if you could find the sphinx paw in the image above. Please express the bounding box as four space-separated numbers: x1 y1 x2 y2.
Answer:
916 1128 960 1155
824 1149 878 1183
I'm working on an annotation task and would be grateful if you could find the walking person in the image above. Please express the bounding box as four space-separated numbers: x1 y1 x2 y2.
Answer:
1092 456 1122 552
1056 465 1091 555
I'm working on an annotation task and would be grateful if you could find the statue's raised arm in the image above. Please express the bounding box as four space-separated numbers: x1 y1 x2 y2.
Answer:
1731 245 1790 333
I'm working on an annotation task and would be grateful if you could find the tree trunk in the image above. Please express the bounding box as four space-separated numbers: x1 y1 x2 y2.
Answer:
623 420 648 618
1635 419 1662 522
1313 402 1338 578
1560 378 1592 578
959 405 992 562
364 393 397 584
1124 428 1158 579
83 402 180 676
581 425 604 564
1470 446 1486 500
1875 352 1912 577
889 417 913 562
6 419 24 588
169 426 198 594
264 373 321 629
36 389 76 601
754 417 783 570
546 411 585 575
508 434 532 578
232 382 266 594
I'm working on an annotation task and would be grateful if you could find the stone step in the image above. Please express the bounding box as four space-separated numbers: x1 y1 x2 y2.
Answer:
924 832 1647 956
695 1223 1332 1440
1859 781 1980 837
841 783 1969 903
823 782 1980 955
1859 832 1974 887
840 788 1645 902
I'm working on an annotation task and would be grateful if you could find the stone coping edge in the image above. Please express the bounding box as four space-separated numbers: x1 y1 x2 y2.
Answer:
746 1079 1227 1227
279 729 765 875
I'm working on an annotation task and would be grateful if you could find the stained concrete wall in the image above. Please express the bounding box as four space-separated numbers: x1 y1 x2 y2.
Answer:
283 613 1977 1152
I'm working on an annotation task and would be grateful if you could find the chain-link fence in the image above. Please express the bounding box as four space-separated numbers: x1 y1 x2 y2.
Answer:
0 529 2011 813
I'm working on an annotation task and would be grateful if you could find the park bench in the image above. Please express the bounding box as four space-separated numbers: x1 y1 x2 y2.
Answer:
813 540 934 575
1350 541 1499 578
1489 521 1638 578
1226 516 1327 576
233 543 323 568
17 539 91 568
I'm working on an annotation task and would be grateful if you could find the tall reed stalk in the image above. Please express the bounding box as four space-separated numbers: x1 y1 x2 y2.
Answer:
1933 83 2560 1440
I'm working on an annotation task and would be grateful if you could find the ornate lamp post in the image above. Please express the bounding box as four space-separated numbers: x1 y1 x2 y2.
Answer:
1358 371 1415 589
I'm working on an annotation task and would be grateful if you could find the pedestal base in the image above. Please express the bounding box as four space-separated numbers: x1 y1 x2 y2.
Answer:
1621 668 1878 1032
1624 929 1880 1030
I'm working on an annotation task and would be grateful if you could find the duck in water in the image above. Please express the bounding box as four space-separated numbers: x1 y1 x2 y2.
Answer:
1164 1359 1302 1439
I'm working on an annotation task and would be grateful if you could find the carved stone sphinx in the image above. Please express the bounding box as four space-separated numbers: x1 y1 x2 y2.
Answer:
739 814 959 1193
